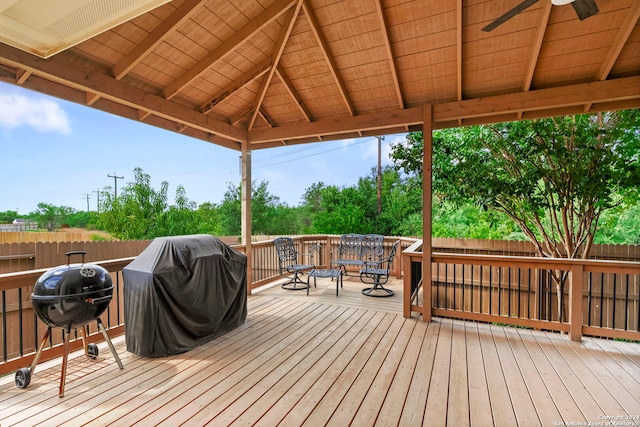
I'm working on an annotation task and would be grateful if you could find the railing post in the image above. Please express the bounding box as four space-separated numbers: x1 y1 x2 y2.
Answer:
403 252 412 318
422 104 433 323
569 263 583 341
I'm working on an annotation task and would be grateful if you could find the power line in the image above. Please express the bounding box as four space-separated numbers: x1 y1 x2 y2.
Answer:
253 137 376 169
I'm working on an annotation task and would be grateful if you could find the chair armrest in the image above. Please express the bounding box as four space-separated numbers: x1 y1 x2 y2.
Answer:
300 244 321 260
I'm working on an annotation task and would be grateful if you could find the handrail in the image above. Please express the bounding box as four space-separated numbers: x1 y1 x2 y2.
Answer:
403 240 640 342
1 236 637 377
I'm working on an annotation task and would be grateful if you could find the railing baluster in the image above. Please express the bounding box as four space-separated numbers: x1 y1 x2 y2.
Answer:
599 272 604 328
527 269 531 319
587 272 593 326
497 266 502 316
637 274 640 332
624 274 629 330
2 290 6 362
508 267 512 317
479 265 483 314
612 274 616 329
452 263 456 311
19 288 23 356
470 265 474 313
461 264 465 311
489 267 493 315
517 268 521 318
434 262 439 308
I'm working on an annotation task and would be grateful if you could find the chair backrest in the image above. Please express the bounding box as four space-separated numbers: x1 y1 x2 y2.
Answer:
361 234 384 262
379 240 400 272
274 237 298 269
337 233 363 257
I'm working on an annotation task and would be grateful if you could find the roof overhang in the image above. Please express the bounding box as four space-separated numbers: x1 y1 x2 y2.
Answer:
0 0 170 58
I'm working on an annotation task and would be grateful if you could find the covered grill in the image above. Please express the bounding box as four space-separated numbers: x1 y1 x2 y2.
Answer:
14 251 123 397
123 234 247 358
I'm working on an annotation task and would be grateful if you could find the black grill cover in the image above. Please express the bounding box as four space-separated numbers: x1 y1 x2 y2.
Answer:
123 234 247 357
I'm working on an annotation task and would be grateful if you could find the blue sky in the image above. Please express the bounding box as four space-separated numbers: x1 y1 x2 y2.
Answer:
0 81 405 215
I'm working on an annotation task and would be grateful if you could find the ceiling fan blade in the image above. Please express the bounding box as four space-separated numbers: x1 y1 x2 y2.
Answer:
482 0 540 32
571 0 599 20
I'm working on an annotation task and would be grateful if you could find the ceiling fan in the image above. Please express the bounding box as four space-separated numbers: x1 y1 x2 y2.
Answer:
482 0 599 32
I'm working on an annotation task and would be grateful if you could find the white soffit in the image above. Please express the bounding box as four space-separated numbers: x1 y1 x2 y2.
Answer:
0 0 171 58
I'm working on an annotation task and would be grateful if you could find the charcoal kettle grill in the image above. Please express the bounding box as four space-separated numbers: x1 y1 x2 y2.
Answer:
15 251 123 397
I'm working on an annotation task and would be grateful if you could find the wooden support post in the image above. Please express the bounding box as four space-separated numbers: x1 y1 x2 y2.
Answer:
422 104 433 322
241 143 253 294
569 263 583 341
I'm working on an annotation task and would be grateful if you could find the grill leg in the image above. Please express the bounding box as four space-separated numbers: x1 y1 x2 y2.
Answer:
97 318 123 369
29 327 51 377
59 327 70 398
80 325 89 356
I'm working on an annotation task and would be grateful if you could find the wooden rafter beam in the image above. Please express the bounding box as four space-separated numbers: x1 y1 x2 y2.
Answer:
248 76 640 144
248 1 303 130
16 68 31 85
275 65 312 122
0 44 246 143
163 0 297 100
584 0 640 112
456 0 462 103
201 58 272 114
519 0 551 119
258 109 274 127
524 1 551 92
86 93 100 105
596 0 640 81
456 0 462 125
83 1 205 109
138 110 150 121
231 105 254 126
302 0 355 116
374 0 403 109
113 0 203 80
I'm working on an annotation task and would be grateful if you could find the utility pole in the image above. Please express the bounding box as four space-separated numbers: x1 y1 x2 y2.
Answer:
84 194 91 212
377 135 384 215
107 172 124 199
93 189 101 212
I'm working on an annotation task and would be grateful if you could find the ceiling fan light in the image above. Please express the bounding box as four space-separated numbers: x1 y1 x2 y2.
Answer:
551 0 575 5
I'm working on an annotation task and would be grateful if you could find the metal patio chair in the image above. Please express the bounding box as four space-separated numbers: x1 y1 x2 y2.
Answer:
359 240 400 297
274 237 316 290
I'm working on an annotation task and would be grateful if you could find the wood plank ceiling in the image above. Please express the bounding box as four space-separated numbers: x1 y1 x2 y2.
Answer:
0 0 638 151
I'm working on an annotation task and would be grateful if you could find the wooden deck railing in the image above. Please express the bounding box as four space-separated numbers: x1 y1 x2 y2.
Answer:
403 241 640 342
1 236 638 376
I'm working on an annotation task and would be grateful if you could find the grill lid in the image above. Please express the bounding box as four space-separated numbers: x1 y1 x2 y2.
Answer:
32 251 113 329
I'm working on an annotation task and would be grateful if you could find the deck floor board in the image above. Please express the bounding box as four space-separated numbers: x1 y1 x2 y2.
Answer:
1 277 638 426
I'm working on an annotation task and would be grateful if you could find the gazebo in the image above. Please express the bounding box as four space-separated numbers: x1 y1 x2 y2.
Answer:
0 3 639 423
0 0 638 288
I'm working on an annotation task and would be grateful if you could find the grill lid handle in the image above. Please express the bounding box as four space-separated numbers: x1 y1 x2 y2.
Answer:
65 251 87 265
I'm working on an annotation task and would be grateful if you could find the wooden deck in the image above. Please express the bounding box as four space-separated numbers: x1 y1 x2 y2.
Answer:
1 276 638 426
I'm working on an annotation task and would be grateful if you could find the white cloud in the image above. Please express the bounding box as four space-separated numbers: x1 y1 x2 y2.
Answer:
0 93 71 134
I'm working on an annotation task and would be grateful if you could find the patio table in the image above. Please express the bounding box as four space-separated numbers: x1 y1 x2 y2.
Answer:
308 269 343 296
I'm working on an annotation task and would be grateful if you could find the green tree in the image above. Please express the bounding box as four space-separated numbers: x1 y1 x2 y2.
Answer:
99 168 171 239
193 202 223 235
217 180 296 236
0 210 18 223
391 110 640 318
32 203 76 231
